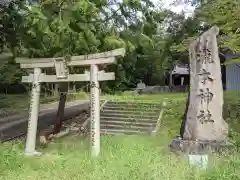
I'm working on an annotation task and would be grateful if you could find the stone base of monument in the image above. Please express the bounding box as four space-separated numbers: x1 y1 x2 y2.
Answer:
169 136 235 155
169 136 235 169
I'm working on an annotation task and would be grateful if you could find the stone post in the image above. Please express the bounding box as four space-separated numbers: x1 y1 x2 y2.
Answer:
25 68 42 156
90 64 100 157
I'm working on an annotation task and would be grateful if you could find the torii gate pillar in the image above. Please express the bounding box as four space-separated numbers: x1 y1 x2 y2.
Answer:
90 64 100 156
25 68 42 156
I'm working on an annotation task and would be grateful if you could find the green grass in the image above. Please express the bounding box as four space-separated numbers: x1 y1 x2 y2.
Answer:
102 92 187 102
0 93 240 180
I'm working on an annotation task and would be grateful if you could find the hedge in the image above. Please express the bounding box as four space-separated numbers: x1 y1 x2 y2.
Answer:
223 91 240 144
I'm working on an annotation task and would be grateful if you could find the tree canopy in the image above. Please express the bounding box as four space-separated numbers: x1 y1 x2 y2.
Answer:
0 0 239 93
175 0 240 52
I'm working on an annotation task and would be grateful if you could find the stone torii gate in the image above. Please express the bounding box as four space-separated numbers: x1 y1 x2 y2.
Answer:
16 48 125 156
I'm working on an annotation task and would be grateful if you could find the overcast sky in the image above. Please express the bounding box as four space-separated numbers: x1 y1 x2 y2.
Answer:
151 0 195 15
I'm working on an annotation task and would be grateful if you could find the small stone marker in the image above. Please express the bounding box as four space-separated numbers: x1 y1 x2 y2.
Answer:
170 26 230 160
136 80 146 94
137 80 146 90
188 155 208 170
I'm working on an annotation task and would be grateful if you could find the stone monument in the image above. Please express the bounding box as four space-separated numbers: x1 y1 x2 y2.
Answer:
136 80 146 94
170 26 230 154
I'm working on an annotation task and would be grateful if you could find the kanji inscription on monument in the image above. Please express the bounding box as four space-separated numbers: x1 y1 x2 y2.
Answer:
198 88 213 106
181 26 228 142
198 69 214 84
197 110 214 124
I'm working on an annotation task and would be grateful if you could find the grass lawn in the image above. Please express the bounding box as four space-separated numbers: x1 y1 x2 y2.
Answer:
0 93 240 180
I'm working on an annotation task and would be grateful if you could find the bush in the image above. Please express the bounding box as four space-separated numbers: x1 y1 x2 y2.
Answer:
223 91 240 145
223 91 240 122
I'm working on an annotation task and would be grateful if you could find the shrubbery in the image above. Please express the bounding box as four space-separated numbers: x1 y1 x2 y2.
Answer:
223 91 240 145
224 91 240 122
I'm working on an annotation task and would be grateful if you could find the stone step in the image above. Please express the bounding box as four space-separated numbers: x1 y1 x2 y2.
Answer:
98 100 162 136
100 123 154 131
103 104 161 110
100 128 149 135
100 112 157 119
102 106 160 112
100 119 156 127
107 101 162 107
100 116 157 123
100 109 158 115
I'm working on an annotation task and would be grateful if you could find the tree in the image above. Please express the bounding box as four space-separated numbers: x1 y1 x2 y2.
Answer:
148 11 202 88
0 0 206 92
0 55 24 94
195 0 240 51
176 0 240 52
0 0 26 55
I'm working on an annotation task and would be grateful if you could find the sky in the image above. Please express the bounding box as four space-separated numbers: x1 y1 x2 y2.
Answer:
151 0 195 16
